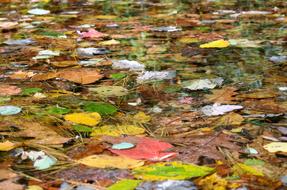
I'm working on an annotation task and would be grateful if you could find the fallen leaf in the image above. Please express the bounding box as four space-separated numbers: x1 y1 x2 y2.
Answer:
0 141 16 151
107 179 142 190
64 112 101 126
182 78 224 90
133 162 214 180
215 112 244 126
109 137 176 161
133 112 151 123
91 124 145 137
201 103 243 116
57 68 103 84
89 86 129 97
205 87 238 104
78 28 108 38
83 102 118 116
263 142 287 153
0 106 22 115
200 39 230 48
0 85 22 96
78 154 144 169
197 173 228 190
232 163 264 176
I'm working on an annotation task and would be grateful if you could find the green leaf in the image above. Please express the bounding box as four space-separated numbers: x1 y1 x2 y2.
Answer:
73 125 93 133
133 162 214 180
83 102 118 116
107 179 142 190
244 159 265 166
47 106 70 115
110 73 127 80
22 88 42 96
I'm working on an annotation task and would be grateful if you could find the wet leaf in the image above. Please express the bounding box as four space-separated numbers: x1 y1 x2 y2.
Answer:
133 112 151 123
215 112 244 126
47 106 70 115
73 125 93 133
201 104 243 116
133 162 214 180
64 112 101 126
205 87 238 104
78 155 144 169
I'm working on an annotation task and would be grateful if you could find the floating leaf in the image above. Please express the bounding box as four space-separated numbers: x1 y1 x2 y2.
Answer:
263 142 287 153
78 155 144 169
133 162 214 180
200 39 229 48
0 106 22 115
83 102 117 116
64 112 101 126
0 141 16 151
107 179 142 190
91 125 145 137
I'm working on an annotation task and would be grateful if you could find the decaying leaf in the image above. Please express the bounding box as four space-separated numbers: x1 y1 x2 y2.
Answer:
197 173 228 190
205 87 238 104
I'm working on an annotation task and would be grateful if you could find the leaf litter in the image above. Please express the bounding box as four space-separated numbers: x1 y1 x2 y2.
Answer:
0 0 287 189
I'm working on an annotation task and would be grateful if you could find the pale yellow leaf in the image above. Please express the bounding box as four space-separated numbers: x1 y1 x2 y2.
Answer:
263 142 287 153
200 39 230 48
78 154 144 169
91 124 145 137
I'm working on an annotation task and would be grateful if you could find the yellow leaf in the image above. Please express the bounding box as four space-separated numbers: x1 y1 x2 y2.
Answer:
99 39 120 46
263 142 287 153
94 15 117 19
178 37 199 44
26 185 43 190
64 112 101 126
216 112 244 126
133 112 151 123
200 39 230 48
78 155 144 169
197 173 228 190
0 141 15 151
233 163 264 176
91 124 145 137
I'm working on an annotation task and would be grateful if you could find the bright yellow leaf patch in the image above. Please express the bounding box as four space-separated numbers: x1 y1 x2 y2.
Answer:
0 141 16 151
200 39 230 48
64 112 101 126
133 112 151 123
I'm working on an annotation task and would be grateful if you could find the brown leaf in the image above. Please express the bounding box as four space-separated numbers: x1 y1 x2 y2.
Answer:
0 120 70 145
57 68 103 84
243 99 287 114
205 87 238 104
237 89 278 99
215 112 244 126
173 133 241 163
0 85 21 96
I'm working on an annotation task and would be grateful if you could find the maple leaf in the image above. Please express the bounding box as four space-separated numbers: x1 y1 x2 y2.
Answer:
205 87 238 104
